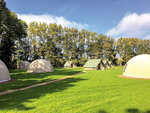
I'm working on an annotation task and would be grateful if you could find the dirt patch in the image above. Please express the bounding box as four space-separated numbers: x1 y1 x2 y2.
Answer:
0 72 83 96
119 75 150 79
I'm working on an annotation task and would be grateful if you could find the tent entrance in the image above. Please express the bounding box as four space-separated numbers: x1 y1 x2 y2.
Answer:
123 64 128 72
98 63 100 70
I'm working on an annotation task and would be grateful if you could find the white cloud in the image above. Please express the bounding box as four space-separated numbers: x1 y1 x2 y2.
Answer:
106 13 150 38
17 14 89 29
144 35 150 39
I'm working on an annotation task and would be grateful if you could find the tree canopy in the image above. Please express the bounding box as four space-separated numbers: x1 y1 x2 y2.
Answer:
0 0 27 67
1 0 150 68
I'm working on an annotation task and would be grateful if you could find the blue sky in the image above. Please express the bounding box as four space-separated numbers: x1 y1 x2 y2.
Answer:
5 0 150 39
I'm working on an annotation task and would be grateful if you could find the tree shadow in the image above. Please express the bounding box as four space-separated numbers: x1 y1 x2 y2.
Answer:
0 68 82 92
0 77 87 111
126 108 140 113
98 110 108 113
11 71 82 79
10 68 82 79
9 69 26 73
126 108 150 113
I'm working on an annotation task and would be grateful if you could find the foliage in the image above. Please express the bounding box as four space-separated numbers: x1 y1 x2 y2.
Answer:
115 38 150 65
27 22 116 66
27 21 150 67
0 0 27 68
1 0 150 68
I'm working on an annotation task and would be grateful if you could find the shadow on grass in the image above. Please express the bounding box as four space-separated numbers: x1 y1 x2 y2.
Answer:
0 68 82 92
9 69 26 73
126 108 150 113
11 71 82 79
10 68 82 79
0 77 87 111
98 110 108 113
98 109 150 113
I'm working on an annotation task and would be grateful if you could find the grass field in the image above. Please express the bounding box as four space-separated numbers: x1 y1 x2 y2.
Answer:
0 67 82 92
1 66 150 113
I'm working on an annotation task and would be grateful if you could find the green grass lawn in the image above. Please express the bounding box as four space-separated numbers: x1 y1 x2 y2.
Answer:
1 66 150 113
0 67 83 92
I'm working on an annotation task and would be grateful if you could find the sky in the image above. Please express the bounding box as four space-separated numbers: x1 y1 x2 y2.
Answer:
5 0 150 39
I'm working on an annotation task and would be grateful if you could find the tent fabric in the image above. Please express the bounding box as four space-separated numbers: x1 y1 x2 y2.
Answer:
64 61 76 68
64 61 73 67
83 59 101 68
19 61 30 69
83 59 104 70
102 58 110 68
108 61 113 67
27 59 53 73
0 60 11 83
123 54 150 78
102 59 108 64
108 61 112 65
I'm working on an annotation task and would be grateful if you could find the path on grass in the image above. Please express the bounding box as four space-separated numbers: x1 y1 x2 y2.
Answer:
0 72 83 96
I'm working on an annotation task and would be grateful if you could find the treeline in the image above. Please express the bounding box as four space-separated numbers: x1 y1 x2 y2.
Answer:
1 0 150 68
116 38 150 65
21 22 115 67
18 22 150 67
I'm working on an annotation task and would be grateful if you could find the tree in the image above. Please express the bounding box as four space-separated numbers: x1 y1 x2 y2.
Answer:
0 0 27 67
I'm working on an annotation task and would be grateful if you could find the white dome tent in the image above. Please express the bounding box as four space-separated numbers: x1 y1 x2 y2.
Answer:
0 60 11 83
27 59 53 73
123 54 150 78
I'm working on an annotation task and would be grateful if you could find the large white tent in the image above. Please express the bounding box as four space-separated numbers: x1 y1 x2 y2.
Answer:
0 60 11 83
27 59 53 73
123 54 150 78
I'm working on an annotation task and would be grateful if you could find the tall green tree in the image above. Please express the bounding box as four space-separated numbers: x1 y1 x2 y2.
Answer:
0 0 27 67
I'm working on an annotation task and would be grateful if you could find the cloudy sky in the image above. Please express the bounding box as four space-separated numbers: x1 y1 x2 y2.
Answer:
5 0 150 39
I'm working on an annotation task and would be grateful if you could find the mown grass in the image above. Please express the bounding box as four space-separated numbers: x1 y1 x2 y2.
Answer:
1 66 150 113
0 67 83 92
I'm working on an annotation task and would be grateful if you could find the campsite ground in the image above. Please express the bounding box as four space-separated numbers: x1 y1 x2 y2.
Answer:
0 68 83 92
1 67 150 113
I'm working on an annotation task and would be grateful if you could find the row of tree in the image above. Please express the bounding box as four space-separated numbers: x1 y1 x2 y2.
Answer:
1 0 150 68
17 22 150 67
20 22 115 67
116 38 150 65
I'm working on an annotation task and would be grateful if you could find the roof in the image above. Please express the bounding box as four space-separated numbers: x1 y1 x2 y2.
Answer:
83 59 101 68
64 61 73 67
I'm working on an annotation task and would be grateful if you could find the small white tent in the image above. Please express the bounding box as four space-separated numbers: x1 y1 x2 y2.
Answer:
0 60 11 83
27 59 53 73
19 61 30 69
